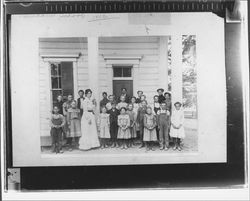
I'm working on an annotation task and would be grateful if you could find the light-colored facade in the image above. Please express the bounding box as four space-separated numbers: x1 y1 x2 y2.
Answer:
39 36 172 145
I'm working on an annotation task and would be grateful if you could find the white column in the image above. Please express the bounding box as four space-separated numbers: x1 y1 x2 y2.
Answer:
133 64 139 96
88 37 100 113
159 36 169 91
171 35 183 105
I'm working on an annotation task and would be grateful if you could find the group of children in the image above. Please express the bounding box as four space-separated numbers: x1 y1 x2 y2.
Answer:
49 88 185 153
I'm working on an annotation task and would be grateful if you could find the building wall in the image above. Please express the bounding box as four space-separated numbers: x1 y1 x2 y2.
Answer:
39 36 162 145
98 36 161 102
39 38 88 144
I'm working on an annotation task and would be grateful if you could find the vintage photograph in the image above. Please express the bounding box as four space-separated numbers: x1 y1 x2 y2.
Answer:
39 35 198 155
10 13 227 166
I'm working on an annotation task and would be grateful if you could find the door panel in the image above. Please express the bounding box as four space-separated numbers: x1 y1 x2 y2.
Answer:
61 62 74 97
113 80 133 101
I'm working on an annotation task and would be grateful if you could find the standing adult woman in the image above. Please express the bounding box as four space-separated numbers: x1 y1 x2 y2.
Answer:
79 89 100 150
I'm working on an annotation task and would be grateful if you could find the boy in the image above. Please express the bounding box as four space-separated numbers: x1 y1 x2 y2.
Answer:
136 90 143 104
55 94 64 115
157 102 171 150
50 106 65 153
100 92 109 111
77 90 85 117
108 102 120 148
106 95 115 111
157 88 166 104
137 100 147 148
164 92 172 113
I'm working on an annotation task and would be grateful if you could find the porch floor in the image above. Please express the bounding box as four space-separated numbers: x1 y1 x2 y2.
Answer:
41 128 198 155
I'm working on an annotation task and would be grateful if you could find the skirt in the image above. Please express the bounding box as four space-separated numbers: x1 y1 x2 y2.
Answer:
143 128 157 141
99 125 111 138
79 112 100 150
67 119 81 138
169 125 185 139
117 127 131 139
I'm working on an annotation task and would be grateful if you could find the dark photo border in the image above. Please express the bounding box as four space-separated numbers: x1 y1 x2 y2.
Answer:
2 0 247 190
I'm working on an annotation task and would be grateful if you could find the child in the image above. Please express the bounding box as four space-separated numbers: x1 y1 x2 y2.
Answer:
100 92 109 112
143 106 157 151
153 95 160 115
63 94 74 145
50 106 65 153
117 107 131 149
55 94 64 115
136 100 147 148
127 103 137 146
135 90 143 103
117 95 128 110
164 92 172 114
170 102 185 151
157 88 166 104
130 96 139 137
66 100 82 151
77 90 85 118
97 107 111 149
106 95 115 111
157 102 171 150
108 102 120 148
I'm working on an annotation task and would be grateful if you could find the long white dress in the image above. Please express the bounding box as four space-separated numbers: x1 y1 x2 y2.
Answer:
79 98 100 150
169 108 185 139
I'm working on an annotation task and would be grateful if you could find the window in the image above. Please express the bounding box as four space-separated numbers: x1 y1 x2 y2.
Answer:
50 63 63 105
113 66 132 77
50 62 74 106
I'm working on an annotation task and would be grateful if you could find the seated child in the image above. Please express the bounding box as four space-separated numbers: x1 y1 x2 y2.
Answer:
66 100 82 151
170 102 185 151
50 106 65 154
117 107 131 149
143 106 157 151
97 106 111 149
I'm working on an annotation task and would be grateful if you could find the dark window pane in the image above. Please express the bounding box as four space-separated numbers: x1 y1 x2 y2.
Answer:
51 78 59 89
58 77 62 88
58 64 61 76
123 68 131 77
113 68 123 77
51 64 58 76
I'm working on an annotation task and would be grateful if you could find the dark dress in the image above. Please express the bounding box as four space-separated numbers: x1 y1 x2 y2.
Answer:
55 100 64 115
158 95 166 104
135 97 142 104
108 108 120 139
100 98 109 111
136 106 147 140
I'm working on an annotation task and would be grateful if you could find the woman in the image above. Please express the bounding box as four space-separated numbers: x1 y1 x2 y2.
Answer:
79 89 100 150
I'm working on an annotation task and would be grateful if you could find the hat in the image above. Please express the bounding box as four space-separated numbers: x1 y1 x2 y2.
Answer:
137 90 143 94
157 88 164 93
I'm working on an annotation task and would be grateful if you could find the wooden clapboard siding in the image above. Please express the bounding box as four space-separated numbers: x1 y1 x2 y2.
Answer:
39 38 88 145
99 36 160 105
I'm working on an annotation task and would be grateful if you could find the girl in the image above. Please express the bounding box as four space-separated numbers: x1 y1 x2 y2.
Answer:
127 103 137 146
143 106 157 151
66 101 82 151
63 94 73 146
137 100 147 148
50 106 65 154
131 96 140 140
117 95 128 110
79 89 100 150
108 102 120 148
97 107 111 149
170 102 185 151
117 107 131 149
